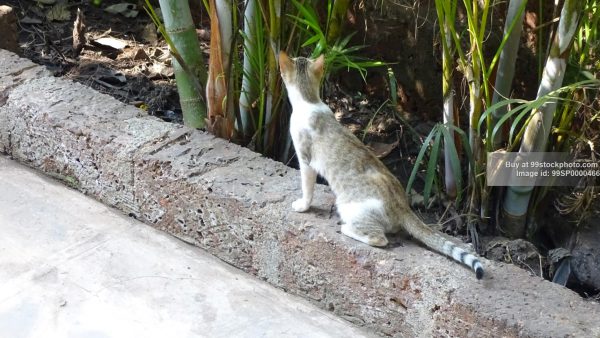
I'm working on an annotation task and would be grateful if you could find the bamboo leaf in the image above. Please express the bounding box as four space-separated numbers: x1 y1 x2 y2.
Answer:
302 34 322 47
446 124 475 178
440 124 463 204
492 103 531 141
407 125 439 197
424 129 443 205
478 98 529 133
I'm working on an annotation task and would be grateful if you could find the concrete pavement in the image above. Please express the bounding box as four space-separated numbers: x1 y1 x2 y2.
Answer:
0 156 373 338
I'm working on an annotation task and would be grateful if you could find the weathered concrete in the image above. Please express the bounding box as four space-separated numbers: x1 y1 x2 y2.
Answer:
1 49 599 337
0 156 374 337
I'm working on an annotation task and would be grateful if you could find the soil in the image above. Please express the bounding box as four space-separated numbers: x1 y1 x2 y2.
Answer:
6 0 427 193
4 0 598 300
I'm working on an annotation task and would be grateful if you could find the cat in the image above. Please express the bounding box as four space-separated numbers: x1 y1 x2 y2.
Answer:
279 51 484 279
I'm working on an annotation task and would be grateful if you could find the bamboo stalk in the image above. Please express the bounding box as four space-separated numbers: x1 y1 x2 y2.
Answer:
239 0 258 139
491 0 527 149
326 0 350 44
442 13 457 199
206 0 235 139
502 0 583 238
158 0 207 128
263 0 281 150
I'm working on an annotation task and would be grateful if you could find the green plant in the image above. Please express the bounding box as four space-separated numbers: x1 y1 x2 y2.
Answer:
236 0 384 160
433 0 523 202
417 0 598 247
407 123 474 208
289 0 384 80
145 0 207 128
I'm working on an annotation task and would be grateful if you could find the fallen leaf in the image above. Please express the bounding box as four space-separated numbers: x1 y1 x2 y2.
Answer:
366 140 399 158
104 3 139 18
93 37 128 50
147 63 174 78
132 48 149 60
72 8 86 56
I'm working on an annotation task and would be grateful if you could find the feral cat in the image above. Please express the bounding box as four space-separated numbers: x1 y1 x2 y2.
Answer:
279 51 484 279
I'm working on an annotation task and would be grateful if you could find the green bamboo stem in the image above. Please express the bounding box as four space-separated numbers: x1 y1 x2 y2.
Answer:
442 16 457 199
205 0 235 139
491 0 527 149
217 0 235 131
158 0 207 128
263 0 281 150
502 0 583 238
239 0 258 138
326 0 350 44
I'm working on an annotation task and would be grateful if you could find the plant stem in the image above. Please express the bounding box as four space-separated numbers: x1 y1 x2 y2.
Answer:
491 0 528 149
502 0 583 238
158 0 207 128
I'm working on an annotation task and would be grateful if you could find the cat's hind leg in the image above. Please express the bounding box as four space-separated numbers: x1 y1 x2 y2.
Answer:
338 199 388 247
341 222 388 247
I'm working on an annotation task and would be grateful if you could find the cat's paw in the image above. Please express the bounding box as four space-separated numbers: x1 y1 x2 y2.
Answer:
292 199 310 212
367 235 389 247
341 223 388 247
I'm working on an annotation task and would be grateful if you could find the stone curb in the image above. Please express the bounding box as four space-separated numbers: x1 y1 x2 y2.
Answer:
1 49 599 337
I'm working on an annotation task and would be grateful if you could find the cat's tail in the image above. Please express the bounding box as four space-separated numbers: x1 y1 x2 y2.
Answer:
402 212 484 280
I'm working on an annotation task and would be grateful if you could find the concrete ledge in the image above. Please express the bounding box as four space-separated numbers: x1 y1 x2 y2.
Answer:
1 49 599 337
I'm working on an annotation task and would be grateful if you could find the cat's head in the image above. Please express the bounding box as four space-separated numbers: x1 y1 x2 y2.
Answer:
279 52 325 102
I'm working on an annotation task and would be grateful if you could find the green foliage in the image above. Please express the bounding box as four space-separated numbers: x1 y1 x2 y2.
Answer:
147 0 384 159
233 0 385 160
407 123 474 207
419 0 599 245
146 0 207 128
289 0 383 80
481 79 600 150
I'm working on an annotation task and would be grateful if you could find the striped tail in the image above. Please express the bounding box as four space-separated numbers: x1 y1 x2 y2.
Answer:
403 213 484 279
442 241 484 279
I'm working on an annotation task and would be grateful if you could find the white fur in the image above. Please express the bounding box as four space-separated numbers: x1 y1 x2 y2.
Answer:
339 199 388 246
285 83 328 114
340 222 371 244
292 198 310 212
287 84 330 175
462 251 475 267
445 241 468 262
451 245 466 262
292 162 317 212
442 241 455 256
337 198 384 224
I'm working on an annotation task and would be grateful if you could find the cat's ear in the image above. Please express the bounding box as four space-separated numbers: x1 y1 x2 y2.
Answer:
279 51 292 73
311 54 325 78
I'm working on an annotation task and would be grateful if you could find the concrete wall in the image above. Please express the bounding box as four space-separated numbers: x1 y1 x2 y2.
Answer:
1 49 599 337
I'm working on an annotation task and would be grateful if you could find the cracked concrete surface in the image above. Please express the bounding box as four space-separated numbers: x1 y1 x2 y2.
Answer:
1 48 600 337
0 156 374 338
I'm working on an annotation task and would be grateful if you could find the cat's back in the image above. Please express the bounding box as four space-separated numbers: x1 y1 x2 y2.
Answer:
305 111 407 204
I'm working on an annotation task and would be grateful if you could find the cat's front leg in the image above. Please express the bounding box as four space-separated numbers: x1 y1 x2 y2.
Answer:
293 163 317 212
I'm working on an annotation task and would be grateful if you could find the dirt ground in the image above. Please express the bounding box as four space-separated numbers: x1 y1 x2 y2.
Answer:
6 0 428 198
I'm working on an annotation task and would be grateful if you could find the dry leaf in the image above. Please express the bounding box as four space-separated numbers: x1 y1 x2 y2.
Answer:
72 8 86 56
93 37 128 50
366 140 399 158
104 3 139 18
